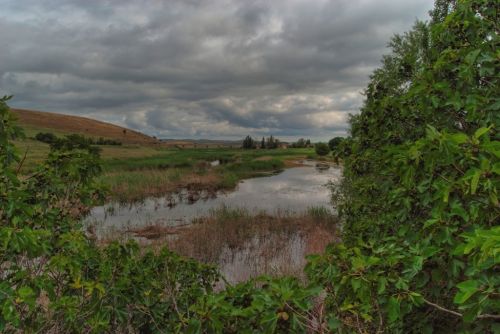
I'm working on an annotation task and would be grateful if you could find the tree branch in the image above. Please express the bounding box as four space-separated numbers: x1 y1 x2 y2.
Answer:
423 298 500 320
16 148 29 174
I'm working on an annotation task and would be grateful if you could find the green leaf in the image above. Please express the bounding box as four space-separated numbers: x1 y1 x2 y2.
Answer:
465 49 481 64
486 99 500 111
424 218 439 229
186 319 201 334
449 133 468 145
351 278 361 292
377 277 387 294
17 286 34 300
451 201 469 221
328 317 342 330
470 170 481 195
482 141 500 158
463 305 480 323
453 280 479 304
473 127 490 139
408 292 424 306
387 297 400 323
431 96 439 108
492 163 500 175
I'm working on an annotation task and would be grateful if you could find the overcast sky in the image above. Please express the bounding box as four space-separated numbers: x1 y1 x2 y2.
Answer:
0 0 434 140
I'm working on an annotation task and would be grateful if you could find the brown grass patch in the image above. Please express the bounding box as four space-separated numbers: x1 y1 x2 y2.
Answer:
126 225 187 239
126 208 338 283
284 160 305 168
98 207 338 284
101 169 224 203
181 214 334 260
254 156 273 161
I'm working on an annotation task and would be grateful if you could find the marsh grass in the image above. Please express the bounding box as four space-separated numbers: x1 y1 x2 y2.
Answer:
101 148 237 172
100 169 221 202
120 206 338 283
99 148 317 202
15 141 318 202
307 206 332 220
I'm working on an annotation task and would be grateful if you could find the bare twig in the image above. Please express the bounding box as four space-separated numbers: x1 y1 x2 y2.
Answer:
423 298 500 320
16 148 29 174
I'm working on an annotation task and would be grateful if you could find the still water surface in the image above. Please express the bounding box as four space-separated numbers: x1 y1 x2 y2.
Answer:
86 161 341 237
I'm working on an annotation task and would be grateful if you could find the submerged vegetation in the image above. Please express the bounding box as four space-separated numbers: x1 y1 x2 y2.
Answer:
124 206 337 283
1 0 499 332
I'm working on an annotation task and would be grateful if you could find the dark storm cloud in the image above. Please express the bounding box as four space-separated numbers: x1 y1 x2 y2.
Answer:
0 0 433 140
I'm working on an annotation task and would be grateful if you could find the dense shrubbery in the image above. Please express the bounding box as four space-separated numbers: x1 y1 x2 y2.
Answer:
327 137 344 152
307 0 499 331
35 132 122 146
314 143 330 156
34 132 57 144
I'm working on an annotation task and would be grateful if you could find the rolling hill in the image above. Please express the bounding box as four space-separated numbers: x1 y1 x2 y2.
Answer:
12 108 159 145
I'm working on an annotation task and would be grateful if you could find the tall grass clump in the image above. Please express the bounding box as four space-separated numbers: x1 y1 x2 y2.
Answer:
209 205 250 221
220 171 239 188
226 159 284 173
306 206 333 222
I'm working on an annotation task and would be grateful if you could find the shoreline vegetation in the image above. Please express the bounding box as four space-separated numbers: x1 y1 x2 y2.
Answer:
97 206 338 285
14 137 329 203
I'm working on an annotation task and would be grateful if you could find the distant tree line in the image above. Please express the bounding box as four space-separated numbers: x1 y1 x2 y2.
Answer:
242 135 281 149
290 138 312 148
242 135 256 149
35 132 122 146
242 135 348 154
262 135 279 149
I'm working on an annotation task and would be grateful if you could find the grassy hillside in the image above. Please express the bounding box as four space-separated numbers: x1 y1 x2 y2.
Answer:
12 108 158 145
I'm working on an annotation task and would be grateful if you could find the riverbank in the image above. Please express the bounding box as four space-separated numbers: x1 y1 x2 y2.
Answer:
14 138 325 202
99 147 324 202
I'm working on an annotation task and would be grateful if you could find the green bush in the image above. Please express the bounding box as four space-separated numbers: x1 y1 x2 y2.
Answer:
0 96 220 332
327 137 343 151
314 142 330 156
35 132 57 143
35 132 121 146
308 1 500 331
